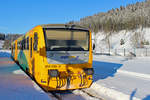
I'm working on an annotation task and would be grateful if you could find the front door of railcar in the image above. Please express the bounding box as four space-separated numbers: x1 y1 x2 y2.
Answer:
29 33 38 78
29 34 34 77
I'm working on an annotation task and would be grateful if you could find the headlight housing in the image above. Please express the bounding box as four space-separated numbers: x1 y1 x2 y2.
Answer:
48 69 59 77
84 68 94 75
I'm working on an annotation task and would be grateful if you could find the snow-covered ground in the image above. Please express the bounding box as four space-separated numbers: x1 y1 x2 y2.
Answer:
1 27 150 100
91 54 150 100
1 50 150 100
0 51 50 100
0 50 102 100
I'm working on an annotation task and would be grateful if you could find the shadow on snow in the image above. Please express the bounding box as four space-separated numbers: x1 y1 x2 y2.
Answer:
93 61 123 82
130 88 137 100
130 89 150 100
143 95 150 100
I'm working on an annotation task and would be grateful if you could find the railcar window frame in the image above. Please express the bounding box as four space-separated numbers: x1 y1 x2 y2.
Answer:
17 42 19 49
23 39 24 50
24 38 26 50
13 44 15 52
27 37 29 50
34 32 38 51
30 38 32 57
43 28 90 51
18 41 20 50
19 41 21 50
18 42 19 50
21 40 23 50
24 39 25 50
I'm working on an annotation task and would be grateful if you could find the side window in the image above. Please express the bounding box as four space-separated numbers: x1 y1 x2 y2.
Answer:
24 39 25 50
13 44 15 51
11 45 13 53
34 33 38 51
17 42 19 49
25 38 26 50
18 42 20 50
22 40 24 50
30 38 32 58
27 37 29 50
19 42 21 50
23 39 25 49
21 40 23 50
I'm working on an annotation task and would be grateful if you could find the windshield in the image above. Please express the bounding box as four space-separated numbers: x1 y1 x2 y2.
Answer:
44 29 89 51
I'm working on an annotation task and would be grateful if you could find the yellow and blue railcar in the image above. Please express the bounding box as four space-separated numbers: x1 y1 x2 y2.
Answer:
11 24 94 91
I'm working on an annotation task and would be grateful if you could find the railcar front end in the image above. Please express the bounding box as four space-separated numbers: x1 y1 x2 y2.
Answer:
38 25 93 91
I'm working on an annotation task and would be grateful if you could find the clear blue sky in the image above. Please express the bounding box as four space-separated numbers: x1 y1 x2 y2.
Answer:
0 0 145 34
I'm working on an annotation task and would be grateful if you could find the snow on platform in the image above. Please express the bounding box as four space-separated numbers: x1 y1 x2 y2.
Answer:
91 55 150 100
1 50 150 100
0 51 50 100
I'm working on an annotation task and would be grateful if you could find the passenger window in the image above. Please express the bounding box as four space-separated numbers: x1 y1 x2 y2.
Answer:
27 37 29 50
22 40 24 50
30 38 32 58
24 39 26 50
18 42 20 50
24 39 25 50
17 42 19 49
25 40 26 49
19 42 21 50
13 44 15 50
34 33 38 51
21 40 23 50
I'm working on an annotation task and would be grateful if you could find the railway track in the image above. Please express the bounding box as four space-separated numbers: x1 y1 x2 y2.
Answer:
81 89 104 100
47 89 104 100
48 92 61 100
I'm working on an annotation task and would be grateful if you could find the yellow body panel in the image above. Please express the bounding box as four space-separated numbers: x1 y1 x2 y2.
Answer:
11 24 93 91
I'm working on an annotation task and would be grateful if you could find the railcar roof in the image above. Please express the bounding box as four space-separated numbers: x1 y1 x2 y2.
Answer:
40 24 89 30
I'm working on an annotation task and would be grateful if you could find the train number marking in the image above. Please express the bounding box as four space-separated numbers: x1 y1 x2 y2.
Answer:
45 65 61 68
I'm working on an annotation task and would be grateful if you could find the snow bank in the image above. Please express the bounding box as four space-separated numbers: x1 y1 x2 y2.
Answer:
90 83 140 100
118 70 150 80
93 55 150 100
0 50 11 53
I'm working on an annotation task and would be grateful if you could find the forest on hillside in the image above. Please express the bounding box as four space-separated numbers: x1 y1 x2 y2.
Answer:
70 0 150 33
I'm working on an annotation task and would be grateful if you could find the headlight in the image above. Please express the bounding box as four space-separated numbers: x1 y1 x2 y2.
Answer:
84 53 88 57
48 70 59 77
84 68 94 75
